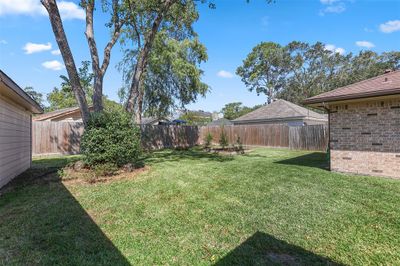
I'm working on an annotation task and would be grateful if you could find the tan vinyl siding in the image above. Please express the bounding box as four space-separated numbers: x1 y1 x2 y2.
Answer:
0 95 32 188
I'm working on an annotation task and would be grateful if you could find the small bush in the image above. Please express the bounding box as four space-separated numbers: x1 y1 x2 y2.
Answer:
81 111 141 168
219 126 229 149
236 136 244 154
204 132 213 150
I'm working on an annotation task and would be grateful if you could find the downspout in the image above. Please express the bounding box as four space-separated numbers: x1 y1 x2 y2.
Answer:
322 102 331 171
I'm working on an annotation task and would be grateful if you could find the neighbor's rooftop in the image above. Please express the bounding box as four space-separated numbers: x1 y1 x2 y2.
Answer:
233 99 327 122
304 70 400 105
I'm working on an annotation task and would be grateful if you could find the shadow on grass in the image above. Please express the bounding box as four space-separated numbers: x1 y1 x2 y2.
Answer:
0 157 130 265
274 152 329 170
215 231 342 265
143 147 235 165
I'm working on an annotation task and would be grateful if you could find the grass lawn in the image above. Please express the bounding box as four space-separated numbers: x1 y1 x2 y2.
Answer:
0 148 399 265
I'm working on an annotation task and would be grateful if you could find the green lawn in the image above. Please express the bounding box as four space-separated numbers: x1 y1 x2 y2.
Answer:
0 148 399 265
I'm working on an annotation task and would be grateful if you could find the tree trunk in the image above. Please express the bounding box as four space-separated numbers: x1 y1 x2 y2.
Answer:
41 0 90 126
126 0 173 124
92 75 104 112
84 0 122 113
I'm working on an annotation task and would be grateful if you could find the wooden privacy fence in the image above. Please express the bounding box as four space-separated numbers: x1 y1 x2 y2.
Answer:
32 122 328 155
32 121 84 156
141 125 199 150
32 122 200 155
199 124 328 151
199 125 290 148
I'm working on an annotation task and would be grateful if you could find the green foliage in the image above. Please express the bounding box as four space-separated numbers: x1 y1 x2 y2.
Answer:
238 41 400 105
81 111 141 167
23 86 45 109
236 136 244 154
236 42 291 104
47 61 123 112
179 111 212 126
203 132 213 149
47 61 94 111
119 31 209 118
219 126 229 149
221 102 263 120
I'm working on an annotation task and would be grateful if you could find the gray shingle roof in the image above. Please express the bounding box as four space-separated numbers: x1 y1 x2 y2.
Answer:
207 118 233 126
233 99 327 122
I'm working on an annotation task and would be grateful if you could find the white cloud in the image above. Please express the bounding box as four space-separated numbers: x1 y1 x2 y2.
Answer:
379 20 400 33
0 0 46 16
217 70 234 78
23 42 52 54
0 0 84 20
320 0 339 4
57 1 85 20
355 41 375 49
42 60 64 71
319 3 346 15
325 44 346 55
51 49 61 55
0 39 7 44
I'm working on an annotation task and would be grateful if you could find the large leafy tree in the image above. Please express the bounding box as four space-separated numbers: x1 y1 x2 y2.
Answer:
221 102 262 120
119 31 208 119
239 41 400 105
236 42 291 104
120 0 209 123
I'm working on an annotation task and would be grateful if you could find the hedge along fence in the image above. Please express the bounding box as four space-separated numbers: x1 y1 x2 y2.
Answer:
199 124 328 151
32 121 328 156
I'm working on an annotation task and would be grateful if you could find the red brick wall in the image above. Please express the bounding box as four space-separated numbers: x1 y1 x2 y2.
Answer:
329 98 400 178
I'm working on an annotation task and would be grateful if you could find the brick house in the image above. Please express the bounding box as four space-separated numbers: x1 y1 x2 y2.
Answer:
304 70 400 179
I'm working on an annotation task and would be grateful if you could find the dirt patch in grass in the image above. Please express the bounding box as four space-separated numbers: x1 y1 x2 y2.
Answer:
61 165 150 184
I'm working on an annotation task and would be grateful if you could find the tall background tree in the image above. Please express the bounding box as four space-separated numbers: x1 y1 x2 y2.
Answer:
236 42 291 104
119 30 208 119
221 102 262 120
238 41 400 106
119 0 211 123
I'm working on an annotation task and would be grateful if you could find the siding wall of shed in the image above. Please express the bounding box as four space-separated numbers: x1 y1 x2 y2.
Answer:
0 95 32 188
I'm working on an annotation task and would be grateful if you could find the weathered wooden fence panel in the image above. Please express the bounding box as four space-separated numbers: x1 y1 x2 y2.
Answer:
199 124 328 151
32 122 328 155
288 125 328 151
199 125 290 148
141 125 199 150
32 121 84 156
32 122 200 155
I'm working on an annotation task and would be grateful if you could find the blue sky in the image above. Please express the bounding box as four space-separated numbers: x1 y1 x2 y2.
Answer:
0 0 399 113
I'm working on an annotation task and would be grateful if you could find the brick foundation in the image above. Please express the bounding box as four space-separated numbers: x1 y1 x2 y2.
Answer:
331 150 400 178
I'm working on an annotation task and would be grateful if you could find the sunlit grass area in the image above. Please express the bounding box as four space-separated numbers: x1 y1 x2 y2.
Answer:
1 148 399 265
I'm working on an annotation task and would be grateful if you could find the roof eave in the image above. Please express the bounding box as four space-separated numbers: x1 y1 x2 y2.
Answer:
0 70 43 114
304 88 400 106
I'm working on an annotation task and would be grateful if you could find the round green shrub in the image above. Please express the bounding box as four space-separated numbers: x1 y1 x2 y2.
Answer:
81 111 142 168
